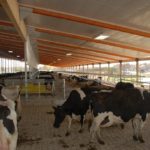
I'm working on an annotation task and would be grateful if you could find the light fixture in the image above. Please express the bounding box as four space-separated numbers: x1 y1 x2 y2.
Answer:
17 55 20 58
8 50 13 53
66 53 72 56
57 58 61 61
95 34 109 40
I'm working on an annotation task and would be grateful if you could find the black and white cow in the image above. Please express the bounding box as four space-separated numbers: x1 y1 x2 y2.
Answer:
115 81 134 90
0 84 21 150
53 87 101 136
90 82 149 145
1 86 22 122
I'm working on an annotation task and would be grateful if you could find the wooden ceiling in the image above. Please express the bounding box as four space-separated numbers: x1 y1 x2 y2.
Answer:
0 0 150 67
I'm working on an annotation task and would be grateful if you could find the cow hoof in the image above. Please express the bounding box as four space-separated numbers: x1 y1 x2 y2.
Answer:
65 132 70 136
88 143 96 150
79 129 83 133
133 135 138 141
139 137 145 143
98 139 105 145
120 123 124 129
89 141 94 144
17 116 22 122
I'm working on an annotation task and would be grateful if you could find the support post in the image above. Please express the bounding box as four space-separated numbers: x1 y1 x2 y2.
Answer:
99 63 101 76
136 58 139 84
63 78 66 100
92 63 94 79
119 60 122 82
107 62 110 81
5 58 6 74
83 65 84 73
78 65 80 73
24 40 28 99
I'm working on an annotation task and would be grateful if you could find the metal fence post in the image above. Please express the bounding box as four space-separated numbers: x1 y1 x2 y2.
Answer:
63 78 66 100
38 81 41 98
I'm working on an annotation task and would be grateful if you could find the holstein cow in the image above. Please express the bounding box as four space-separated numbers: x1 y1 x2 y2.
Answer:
2 86 22 121
90 82 149 145
53 87 101 136
115 81 134 90
0 84 21 150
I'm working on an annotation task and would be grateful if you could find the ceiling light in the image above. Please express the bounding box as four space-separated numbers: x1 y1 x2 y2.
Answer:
66 53 72 56
17 55 20 58
8 50 13 53
57 58 61 61
95 35 109 40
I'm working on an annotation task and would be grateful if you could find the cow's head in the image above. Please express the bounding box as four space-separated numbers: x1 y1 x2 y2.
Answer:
0 83 5 94
143 90 150 101
53 106 66 128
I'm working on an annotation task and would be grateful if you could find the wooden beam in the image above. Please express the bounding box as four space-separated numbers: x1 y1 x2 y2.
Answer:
39 50 104 63
38 45 119 61
40 52 91 62
0 31 22 40
35 27 150 54
39 48 108 62
37 38 134 59
0 35 22 41
0 42 23 49
0 20 14 26
39 54 97 66
40 55 93 65
0 37 23 44
0 0 27 41
20 3 150 38
0 30 20 37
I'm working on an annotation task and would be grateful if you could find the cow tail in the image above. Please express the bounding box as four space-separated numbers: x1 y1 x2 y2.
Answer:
0 121 9 150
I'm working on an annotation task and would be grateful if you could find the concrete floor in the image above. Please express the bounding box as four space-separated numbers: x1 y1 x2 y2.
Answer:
17 78 150 150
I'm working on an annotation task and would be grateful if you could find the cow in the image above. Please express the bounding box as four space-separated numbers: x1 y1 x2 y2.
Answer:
89 77 102 86
89 82 149 145
53 86 102 136
115 81 134 90
0 84 21 150
1 86 22 122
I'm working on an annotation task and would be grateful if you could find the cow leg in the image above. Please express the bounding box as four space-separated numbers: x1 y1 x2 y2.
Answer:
9 133 18 150
90 116 105 144
79 115 84 133
96 127 105 145
120 123 125 129
65 116 72 136
137 119 145 143
90 119 98 143
88 107 94 130
88 119 93 131
132 118 139 141
132 117 145 143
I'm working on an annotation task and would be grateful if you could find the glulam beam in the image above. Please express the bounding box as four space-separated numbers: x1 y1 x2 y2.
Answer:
0 0 27 41
36 27 150 54
20 3 150 38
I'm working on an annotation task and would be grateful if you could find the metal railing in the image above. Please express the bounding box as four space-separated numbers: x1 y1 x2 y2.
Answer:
58 71 150 90
4 78 56 97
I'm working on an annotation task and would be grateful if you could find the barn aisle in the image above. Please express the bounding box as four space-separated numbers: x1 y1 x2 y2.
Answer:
17 78 150 150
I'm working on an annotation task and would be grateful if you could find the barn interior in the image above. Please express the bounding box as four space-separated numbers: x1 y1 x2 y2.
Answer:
0 0 150 150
